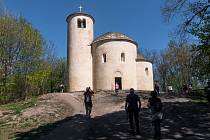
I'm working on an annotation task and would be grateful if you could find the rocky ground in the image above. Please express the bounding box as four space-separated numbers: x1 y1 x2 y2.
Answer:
0 91 210 140
0 93 76 140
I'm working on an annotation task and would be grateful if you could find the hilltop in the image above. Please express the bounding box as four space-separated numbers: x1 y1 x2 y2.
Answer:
0 92 210 140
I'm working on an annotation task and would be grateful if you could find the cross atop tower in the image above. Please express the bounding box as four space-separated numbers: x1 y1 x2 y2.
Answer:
78 5 83 12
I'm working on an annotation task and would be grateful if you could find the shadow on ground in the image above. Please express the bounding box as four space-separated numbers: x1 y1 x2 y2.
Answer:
14 101 210 140
162 101 210 139
14 114 89 140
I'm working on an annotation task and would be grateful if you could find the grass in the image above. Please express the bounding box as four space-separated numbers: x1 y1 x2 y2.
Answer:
187 93 208 104
19 117 38 128
0 97 37 114
0 97 38 140
191 98 208 104
0 129 9 140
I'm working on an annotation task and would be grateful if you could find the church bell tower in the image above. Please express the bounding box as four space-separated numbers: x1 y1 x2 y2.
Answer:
66 8 94 92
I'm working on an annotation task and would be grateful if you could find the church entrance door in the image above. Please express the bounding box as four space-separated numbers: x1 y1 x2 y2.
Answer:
115 77 122 90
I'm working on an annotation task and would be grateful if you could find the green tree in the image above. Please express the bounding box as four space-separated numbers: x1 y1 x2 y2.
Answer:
164 41 192 91
146 41 193 92
162 0 210 81
0 14 47 102
0 11 67 104
43 42 67 92
191 14 210 80
49 58 67 92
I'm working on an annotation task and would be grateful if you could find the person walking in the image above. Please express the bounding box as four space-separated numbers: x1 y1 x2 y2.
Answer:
154 82 160 96
125 88 141 135
84 87 94 117
115 82 119 95
148 91 163 139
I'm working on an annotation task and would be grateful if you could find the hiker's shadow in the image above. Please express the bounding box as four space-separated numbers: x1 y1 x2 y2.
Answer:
81 110 151 140
14 114 91 140
14 111 150 140
14 101 210 140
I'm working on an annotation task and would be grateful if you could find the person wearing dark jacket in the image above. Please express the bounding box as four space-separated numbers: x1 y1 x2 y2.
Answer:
125 88 141 134
148 91 163 139
84 87 94 117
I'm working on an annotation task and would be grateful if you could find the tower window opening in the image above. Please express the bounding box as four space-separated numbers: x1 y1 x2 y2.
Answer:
121 53 125 62
102 53 107 63
77 19 82 28
145 67 149 76
77 18 86 28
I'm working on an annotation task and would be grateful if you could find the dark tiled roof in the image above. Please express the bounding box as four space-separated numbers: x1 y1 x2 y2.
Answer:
137 53 145 60
92 32 137 46
136 53 152 63
66 12 95 23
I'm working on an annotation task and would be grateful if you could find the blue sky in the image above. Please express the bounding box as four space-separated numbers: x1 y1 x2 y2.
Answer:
2 0 179 57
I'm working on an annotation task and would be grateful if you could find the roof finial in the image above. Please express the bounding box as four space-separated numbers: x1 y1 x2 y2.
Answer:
78 5 83 12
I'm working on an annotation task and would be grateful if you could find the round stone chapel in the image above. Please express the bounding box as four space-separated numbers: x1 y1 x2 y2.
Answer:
66 11 154 92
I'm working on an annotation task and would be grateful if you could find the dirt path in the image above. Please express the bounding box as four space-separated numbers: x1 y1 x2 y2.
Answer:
36 93 131 140
15 93 210 140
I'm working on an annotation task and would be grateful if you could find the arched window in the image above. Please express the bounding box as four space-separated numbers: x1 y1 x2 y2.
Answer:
145 67 149 76
77 18 86 28
121 53 125 62
77 19 82 28
102 53 107 63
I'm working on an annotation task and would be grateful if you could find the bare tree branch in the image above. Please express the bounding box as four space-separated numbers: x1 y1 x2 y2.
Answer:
185 4 209 26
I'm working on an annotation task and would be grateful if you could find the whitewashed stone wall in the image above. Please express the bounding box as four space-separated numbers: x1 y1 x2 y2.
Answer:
92 41 137 91
67 15 94 92
136 61 154 91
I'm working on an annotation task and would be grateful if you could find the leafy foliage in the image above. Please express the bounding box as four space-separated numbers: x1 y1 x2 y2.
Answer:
142 41 195 92
161 0 210 82
190 14 210 80
0 14 66 104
